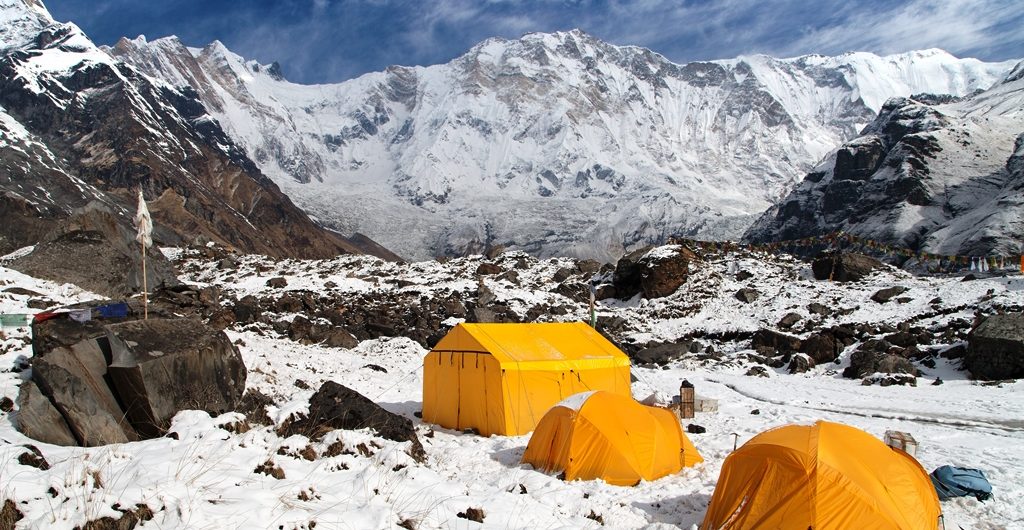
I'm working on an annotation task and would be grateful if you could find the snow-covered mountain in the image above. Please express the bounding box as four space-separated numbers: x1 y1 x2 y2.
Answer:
744 63 1024 257
110 31 1018 260
0 0 392 260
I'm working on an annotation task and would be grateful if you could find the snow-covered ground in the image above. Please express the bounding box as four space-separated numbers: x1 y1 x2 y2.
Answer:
1 248 1023 529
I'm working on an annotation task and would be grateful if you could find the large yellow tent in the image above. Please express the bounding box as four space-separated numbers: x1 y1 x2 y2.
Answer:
702 420 941 530
422 322 631 436
522 390 703 486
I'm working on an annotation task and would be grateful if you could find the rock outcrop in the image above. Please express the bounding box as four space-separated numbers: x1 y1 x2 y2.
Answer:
965 313 1024 380
15 310 246 445
106 318 247 438
282 381 425 462
811 252 883 282
612 245 696 299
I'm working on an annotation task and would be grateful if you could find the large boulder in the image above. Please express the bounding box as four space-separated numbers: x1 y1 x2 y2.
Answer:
9 206 180 298
750 329 801 355
612 245 697 299
105 318 247 438
965 314 1024 380
31 331 140 445
843 349 916 379
14 380 78 446
811 252 883 282
284 381 425 462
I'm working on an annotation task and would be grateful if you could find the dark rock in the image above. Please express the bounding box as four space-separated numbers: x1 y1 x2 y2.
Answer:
14 380 78 446
800 332 840 364
17 444 49 470
777 312 802 329
612 245 696 299
576 259 602 275
237 389 275 426
232 295 263 323
811 252 883 282
686 424 706 434
284 381 425 462
788 354 814 374
593 284 616 300
932 377 943 386
3 287 44 297
552 267 575 283
326 328 359 349
961 274 977 282
457 507 485 523
0 397 12 412
294 379 311 390
735 270 754 281
940 343 967 359
105 318 247 438
206 309 235 331
965 313 1024 380
871 286 909 304
30 325 140 445
745 366 770 377
475 263 502 276
807 302 830 316
885 331 918 348
734 288 760 303
844 349 916 379
363 364 388 373
266 277 288 289
863 374 917 386
484 245 506 260
633 341 690 366
750 329 801 354
1 500 24 528
27 298 51 310
750 409 760 415
288 315 314 343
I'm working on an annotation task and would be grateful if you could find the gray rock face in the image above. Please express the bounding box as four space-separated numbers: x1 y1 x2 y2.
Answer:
31 335 140 445
14 380 78 446
843 349 916 379
10 206 180 298
105 318 247 438
966 313 1024 380
811 252 883 282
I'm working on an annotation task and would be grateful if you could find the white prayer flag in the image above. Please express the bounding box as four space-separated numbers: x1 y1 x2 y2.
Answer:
135 190 152 249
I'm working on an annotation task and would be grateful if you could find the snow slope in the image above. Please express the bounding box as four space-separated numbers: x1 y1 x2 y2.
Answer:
109 31 1018 260
2 245 1023 528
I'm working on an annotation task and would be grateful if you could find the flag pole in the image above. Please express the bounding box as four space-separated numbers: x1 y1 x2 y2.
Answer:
141 237 148 319
135 188 153 320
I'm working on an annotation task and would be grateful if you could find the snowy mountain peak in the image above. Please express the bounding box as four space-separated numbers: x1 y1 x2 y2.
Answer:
0 0 57 50
113 30 1020 260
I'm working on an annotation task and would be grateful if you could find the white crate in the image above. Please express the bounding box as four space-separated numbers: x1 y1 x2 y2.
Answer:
884 430 918 457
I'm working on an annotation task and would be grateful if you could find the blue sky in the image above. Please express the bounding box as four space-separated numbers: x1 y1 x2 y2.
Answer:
45 0 1024 85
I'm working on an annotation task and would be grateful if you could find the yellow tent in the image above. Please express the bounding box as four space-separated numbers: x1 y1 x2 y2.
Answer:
702 420 941 530
422 322 631 436
522 390 703 486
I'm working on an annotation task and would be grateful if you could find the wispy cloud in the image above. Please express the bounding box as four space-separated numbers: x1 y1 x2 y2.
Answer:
44 0 1024 84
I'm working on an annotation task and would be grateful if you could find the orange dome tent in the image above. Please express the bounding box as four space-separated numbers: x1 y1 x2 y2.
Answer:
701 420 941 530
522 390 703 486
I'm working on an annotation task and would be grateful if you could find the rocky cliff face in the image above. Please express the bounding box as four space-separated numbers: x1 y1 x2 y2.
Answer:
0 0 383 260
744 63 1024 257
110 29 1017 260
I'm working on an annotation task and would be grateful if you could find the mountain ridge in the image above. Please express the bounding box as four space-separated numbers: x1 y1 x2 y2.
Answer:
110 28 1018 260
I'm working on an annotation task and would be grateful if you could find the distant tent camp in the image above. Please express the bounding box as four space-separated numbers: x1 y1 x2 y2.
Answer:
422 322 631 436
702 420 941 530
522 390 703 486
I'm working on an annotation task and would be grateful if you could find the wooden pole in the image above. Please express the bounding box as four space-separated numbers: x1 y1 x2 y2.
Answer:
141 241 148 320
